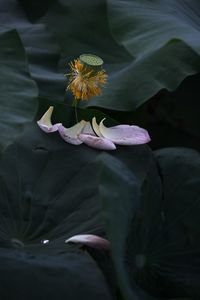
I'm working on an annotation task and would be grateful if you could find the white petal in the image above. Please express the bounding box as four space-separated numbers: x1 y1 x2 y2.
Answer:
37 106 62 133
92 117 103 137
81 121 95 135
58 120 87 145
99 119 151 145
79 133 116 150
65 234 110 250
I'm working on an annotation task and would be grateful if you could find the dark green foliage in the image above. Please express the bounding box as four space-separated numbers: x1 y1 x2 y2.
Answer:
0 29 38 151
18 0 55 21
0 124 112 299
0 0 200 299
0 123 151 299
102 147 200 299
0 247 112 300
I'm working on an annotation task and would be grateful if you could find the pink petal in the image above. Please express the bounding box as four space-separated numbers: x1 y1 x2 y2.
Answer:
79 133 116 150
65 234 110 250
58 123 86 145
37 121 62 133
99 120 151 145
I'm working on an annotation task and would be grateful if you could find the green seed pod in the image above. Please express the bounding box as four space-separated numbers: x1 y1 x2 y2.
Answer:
79 54 104 67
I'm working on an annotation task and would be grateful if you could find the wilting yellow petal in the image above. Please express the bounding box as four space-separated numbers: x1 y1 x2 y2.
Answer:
67 55 107 101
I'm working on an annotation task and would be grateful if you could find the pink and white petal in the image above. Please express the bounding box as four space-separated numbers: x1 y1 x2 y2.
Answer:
82 121 95 135
99 120 151 145
37 121 62 133
79 133 116 150
58 120 87 145
37 106 62 133
65 234 110 250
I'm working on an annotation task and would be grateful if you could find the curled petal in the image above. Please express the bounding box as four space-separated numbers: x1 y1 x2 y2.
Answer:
37 106 62 133
58 120 87 145
99 119 151 145
92 117 103 137
65 234 110 250
79 133 116 150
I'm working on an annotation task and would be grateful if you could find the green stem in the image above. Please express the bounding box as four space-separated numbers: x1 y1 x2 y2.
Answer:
72 99 79 122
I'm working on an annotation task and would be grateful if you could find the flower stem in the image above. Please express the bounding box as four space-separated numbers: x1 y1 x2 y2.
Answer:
72 99 79 123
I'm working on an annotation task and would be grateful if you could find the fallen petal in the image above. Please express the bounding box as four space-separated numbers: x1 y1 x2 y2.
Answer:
58 120 87 145
99 119 151 145
65 234 110 250
37 106 62 133
79 133 116 150
92 117 104 137
37 122 62 133
81 121 95 135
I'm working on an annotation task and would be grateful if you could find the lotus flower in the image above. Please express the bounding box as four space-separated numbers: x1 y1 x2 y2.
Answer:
67 54 107 101
37 107 151 150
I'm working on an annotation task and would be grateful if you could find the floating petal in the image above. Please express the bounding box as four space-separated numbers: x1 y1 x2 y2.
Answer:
99 119 151 145
65 234 110 250
58 120 87 145
37 106 62 133
79 133 116 150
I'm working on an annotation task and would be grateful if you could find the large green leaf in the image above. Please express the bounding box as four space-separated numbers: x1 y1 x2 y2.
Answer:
1 0 65 100
0 247 112 300
99 153 142 300
102 146 200 299
0 121 151 298
17 0 137 110
107 0 200 109
152 148 200 298
155 147 200 239
0 124 113 299
0 29 38 151
3 0 200 112
101 148 161 300
0 125 103 243
27 0 137 110
18 0 55 21
32 0 200 111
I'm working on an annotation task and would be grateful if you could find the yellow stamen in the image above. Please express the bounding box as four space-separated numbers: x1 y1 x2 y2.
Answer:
66 58 107 101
